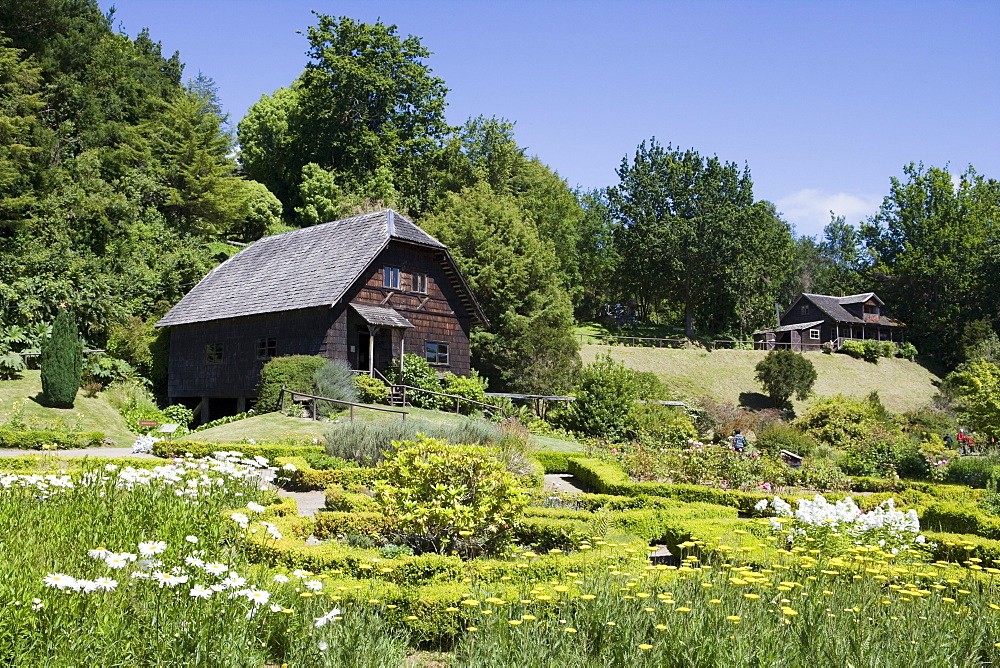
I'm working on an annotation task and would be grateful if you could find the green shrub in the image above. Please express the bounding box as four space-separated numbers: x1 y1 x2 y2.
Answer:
946 455 1000 488
313 359 358 416
0 428 105 449
40 309 83 408
531 450 575 473
630 405 698 447
441 371 489 413
897 341 918 361
794 458 850 491
793 395 884 449
755 423 818 457
355 375 389 404
104 380 168 434
837 424 923 478
838 339 884 363
385 354 446 410
81 352 136 388
754 349 817 406
151 440 325 462
256 355 328 412
560 353 668 441
375 436 529 556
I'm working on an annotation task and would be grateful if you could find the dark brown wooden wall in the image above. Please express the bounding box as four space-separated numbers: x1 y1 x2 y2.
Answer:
166 240 477 401
167 307 336 399
343 242 473 376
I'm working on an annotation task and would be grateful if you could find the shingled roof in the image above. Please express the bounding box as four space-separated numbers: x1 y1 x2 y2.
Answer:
156 210 483 327
794 293 902 327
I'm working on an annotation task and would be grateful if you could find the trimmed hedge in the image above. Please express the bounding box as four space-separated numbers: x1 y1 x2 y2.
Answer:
567 457 773 513
920 503 1000 540
153 440 326 462
531 450 576 473
0 455 162 472
275 456 381 491
0 428 106 449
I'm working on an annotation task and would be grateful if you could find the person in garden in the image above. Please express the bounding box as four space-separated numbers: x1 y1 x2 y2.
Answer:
958 429 971 455
731 429 747 453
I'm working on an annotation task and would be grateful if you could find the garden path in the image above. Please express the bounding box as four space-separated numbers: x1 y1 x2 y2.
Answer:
543 473 590 494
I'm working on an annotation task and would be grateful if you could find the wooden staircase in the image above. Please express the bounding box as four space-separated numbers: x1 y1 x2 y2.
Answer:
387 385 409 408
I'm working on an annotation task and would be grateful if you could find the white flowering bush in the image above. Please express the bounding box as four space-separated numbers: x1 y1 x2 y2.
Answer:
754 494 927 555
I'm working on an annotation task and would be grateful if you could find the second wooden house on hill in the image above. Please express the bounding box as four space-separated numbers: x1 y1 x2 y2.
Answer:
156 210 486 422
754 292 905 352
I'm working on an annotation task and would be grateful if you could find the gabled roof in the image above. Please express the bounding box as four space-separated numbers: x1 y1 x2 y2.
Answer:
790 293 902 327
156 210 485 327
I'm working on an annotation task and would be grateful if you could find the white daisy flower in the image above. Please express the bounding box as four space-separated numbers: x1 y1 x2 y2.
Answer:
138 541 167 556
203 562 229 576
246 502 266 513
43 573 77 590
189 585 212 599
273 574 289 583
304 580 323 592
185 535 199 544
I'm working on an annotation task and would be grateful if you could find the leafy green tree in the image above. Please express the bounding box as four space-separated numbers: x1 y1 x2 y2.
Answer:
754 349 817 407
238 14 451 218
40 307 83 407
950 360 1000 440
608 139 793 335
814 214 865 296
564 353 654 441
861 164 1000 368
423 184 579 393
574 189 621 320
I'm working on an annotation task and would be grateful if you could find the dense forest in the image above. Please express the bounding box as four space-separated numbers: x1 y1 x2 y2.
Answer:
1 0 998 394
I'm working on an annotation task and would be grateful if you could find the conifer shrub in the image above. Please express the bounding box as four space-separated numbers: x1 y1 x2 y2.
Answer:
40 308 83 408
313 359 358 416
256 355 328 412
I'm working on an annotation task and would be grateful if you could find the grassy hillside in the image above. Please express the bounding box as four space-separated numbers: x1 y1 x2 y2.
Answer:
581 344 941 414
0 370 136 444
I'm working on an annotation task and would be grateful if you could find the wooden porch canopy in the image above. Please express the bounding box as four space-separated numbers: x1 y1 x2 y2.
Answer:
350 303 414 377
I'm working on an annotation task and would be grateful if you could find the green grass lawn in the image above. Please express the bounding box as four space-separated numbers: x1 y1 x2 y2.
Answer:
0 370 136 444
580 344 941 414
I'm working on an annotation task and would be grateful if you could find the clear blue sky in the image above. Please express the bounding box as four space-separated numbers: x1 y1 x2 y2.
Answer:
100 0 999 238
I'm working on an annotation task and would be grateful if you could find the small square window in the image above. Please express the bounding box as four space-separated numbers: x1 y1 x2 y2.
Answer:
257 337 276 360
383 266 400 289
800 304 810 315
206 343 224 364
412 272 427 294
425 341 449 365
809 329 820 340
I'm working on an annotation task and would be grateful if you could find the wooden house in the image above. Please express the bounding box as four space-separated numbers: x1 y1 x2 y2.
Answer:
753 292 905 352
155 210 486 421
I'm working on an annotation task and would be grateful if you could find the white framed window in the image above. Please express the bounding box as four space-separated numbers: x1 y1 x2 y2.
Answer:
809 329 820 340
425 341 449 365
411 272 427 294
383 266 400 289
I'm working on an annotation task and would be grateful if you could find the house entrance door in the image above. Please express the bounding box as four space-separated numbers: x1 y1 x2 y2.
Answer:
356 328 370 372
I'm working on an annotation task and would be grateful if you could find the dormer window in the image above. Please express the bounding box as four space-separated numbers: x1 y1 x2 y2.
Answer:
411 272 427 294
864 304 879 318
383 266 400 290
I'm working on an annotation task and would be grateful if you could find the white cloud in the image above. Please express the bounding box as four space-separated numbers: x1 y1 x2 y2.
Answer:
775 189 882 238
